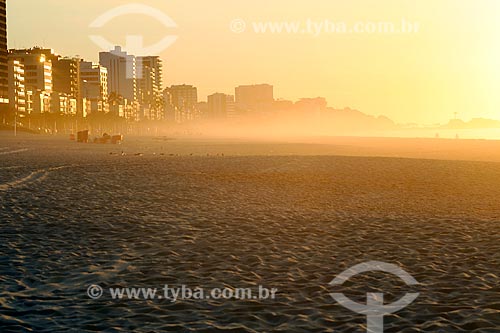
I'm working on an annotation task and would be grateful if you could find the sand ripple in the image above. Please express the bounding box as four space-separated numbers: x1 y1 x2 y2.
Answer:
0 144 499 332
0 148 29 155
0 166 69 192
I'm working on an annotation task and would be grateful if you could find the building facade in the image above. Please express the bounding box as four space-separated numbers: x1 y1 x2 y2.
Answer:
12 48 80 98
235 84 274 110
52 57 80 100
80 61 109 114
137 56 163 120
164 84 198 123
26 90 51 114
7 59 26 114
51 92 77 115
163 89 176 122
0 0 8 114
99 46 137 103
207 93 235 120
9 51 53 94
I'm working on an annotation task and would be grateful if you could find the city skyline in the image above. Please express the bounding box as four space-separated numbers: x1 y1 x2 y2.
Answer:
6 0 500 124
3 42 499 136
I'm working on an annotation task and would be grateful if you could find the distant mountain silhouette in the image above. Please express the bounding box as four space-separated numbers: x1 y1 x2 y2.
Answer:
323 107 396 131
443 118 500 129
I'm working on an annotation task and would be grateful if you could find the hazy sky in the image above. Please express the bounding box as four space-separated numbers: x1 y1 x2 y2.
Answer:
7 0 500 124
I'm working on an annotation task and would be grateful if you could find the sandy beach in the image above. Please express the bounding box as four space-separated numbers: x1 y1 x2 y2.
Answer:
0 134 499 332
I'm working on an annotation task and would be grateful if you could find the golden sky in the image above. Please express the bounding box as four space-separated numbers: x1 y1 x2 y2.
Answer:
7 0 500 124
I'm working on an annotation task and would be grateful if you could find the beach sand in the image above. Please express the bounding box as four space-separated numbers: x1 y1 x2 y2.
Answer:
0 134 499 332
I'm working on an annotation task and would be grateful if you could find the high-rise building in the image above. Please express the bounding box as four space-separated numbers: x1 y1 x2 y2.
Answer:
207 93 235 120
80 61 108 113
9 51 53 94
235 84 274 110
11 47 81 99
164 84 198 122
165 84 197 109
163 89 176 122
12 48 80 99
137 56 163 120
7 59 26 114
0 0 9 114
99 46 137 102
52 57 80 99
